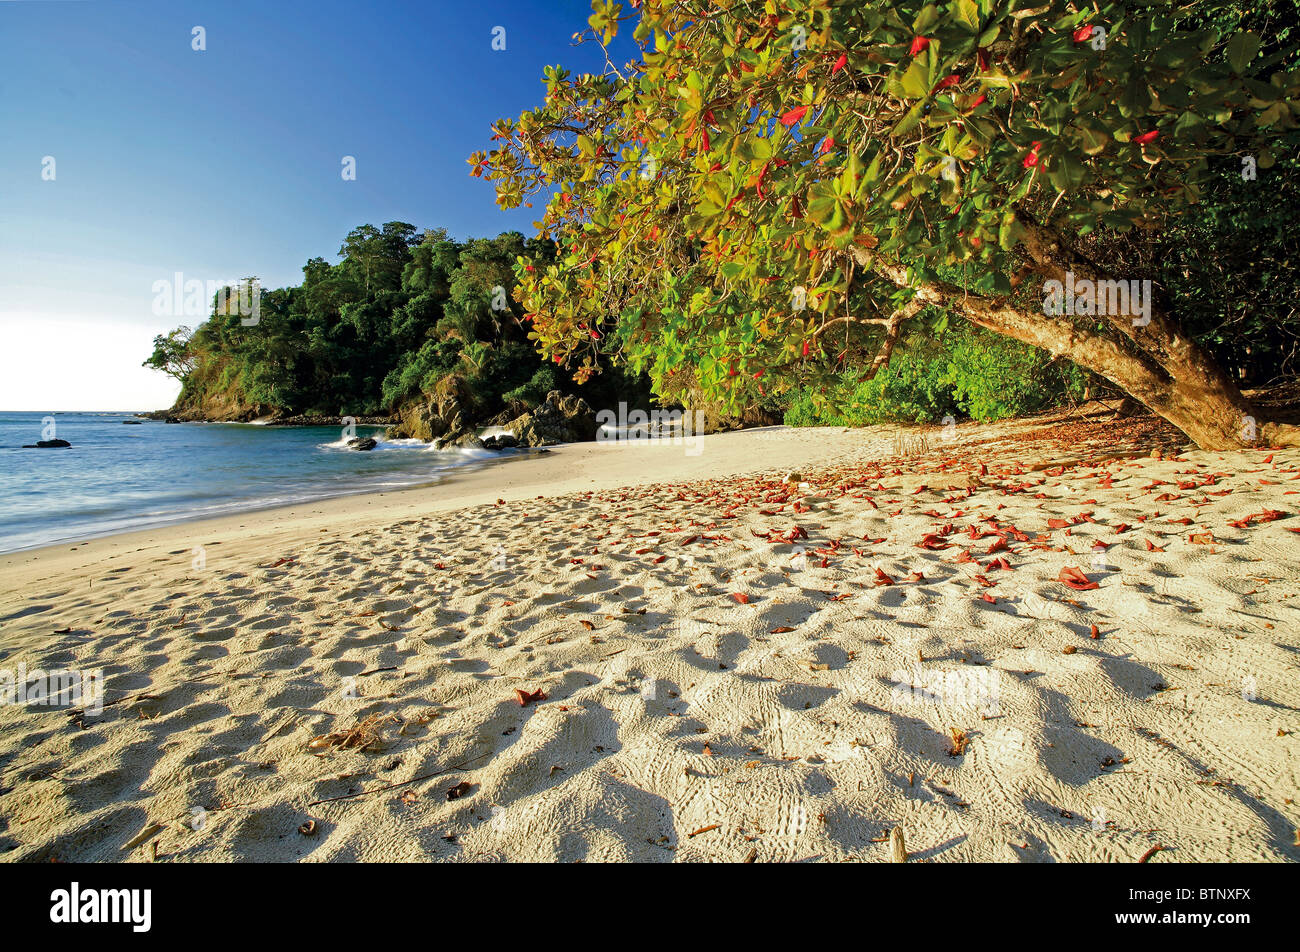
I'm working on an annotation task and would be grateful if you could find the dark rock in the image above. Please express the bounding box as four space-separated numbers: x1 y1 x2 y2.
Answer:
22 439 71 448
503 390 598 447
484 399 534 428
435 430 485 451
482 433 519 451
122 420 143 425
698 404 783 434
346 437 378 451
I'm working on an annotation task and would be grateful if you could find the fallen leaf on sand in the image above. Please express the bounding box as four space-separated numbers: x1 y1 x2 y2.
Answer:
446 781 472 801
515 688 548 706
731 592 751 604
1058 566 1098 590
947 728 970 757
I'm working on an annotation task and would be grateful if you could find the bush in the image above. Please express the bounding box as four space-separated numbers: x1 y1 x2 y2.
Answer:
380 337 460 408
783 325 1087 427
503 367 557 407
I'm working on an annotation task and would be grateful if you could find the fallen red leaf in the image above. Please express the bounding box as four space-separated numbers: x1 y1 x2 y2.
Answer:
1058 566 1099 591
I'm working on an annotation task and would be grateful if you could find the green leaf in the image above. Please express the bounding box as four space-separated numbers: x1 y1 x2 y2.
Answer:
953 0 980 33
898 60 930 99
912 4 940 34
1225 32 1260 74
1119 79 1152 118
1078 125 1109 155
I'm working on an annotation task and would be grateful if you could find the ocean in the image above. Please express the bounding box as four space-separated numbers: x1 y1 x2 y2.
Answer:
0 411 525 554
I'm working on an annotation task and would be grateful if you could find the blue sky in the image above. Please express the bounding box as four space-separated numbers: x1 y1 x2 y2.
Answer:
0 0 621 410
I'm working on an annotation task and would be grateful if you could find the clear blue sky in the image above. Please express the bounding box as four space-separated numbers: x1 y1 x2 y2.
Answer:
0 0 619 410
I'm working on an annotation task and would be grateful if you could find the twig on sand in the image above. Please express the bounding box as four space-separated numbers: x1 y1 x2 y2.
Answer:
1137 843 1165 863
890 826 907 863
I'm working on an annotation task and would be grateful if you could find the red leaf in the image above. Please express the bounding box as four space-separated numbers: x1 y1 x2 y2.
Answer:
730 592 751 604
874 568 895 586
779 105 809 126
831 53 847 74
1072 25 1094 42
1228 509 1285 529
1058 566 1099 590
931 74 961 93
1023 141 1043 168
1133 130 1160 145
515 688 548 706
909 36 930 56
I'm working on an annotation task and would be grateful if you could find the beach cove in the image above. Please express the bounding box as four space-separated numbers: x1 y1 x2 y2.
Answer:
1 409 1297 862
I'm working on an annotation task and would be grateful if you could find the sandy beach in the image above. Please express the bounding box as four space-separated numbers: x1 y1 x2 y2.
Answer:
2 408 1297 862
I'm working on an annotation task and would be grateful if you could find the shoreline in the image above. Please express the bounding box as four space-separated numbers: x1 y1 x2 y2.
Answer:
0 443 534 560
0 424 873 576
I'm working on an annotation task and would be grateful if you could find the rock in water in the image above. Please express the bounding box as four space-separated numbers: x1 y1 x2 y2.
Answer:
346 437 377 451
22 439 72 448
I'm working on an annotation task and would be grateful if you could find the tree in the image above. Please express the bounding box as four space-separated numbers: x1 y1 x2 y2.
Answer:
142 326 196 381
473 0 1300 448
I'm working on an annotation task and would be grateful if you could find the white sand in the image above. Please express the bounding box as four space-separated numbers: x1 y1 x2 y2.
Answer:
1 409 1297 862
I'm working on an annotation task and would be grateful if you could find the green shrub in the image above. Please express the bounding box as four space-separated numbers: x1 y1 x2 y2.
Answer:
503 367 557 406
783 325 1087 427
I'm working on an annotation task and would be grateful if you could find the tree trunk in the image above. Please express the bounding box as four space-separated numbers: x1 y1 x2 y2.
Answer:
1014 213 1256 449
863 257 1257 450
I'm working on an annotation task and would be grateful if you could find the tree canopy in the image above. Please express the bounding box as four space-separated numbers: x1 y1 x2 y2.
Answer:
474 0 1300 447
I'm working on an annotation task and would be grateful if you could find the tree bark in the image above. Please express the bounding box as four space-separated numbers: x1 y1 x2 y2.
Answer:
858 254 1259 450
1013 212 1256 449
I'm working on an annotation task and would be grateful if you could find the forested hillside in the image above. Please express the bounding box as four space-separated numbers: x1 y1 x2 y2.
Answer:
144 224 652 435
